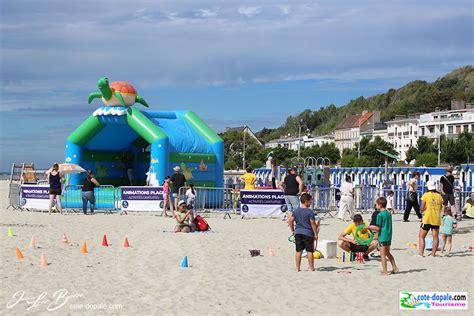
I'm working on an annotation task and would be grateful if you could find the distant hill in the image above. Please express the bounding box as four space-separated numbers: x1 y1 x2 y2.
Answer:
256 66 474 143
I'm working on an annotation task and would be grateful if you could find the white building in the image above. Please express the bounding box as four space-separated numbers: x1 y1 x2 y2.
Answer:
418 108 474 140
360 122 388 142
265 134 334 150
386 115 419 161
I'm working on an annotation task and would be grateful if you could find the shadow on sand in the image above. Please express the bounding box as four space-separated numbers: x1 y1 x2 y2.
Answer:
395 268 427 275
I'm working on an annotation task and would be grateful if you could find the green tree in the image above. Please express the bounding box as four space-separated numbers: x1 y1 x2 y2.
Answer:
355 155 371 167
266 146 297 164
405 146 418 163
221 130 263 170
248 160 264 169
416 136 435 154
224 160 238 170
415 153 438 167
340 154 357 167
319 143 341 163
441 131 474 165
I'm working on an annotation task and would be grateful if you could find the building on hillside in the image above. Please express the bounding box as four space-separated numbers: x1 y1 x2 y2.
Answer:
359 122 388 142
386 115 419 162
334 111 380 153
418 108 474 141
225 126 263 146
264 134 334 150
303 134 335 147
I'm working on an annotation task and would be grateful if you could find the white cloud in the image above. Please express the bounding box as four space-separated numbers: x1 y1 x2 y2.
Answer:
279 5 290 15
237 6 262 17
0 0 472 109
197 9 218 18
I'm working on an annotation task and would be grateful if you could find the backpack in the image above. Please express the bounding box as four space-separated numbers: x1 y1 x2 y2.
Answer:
193 215 210 231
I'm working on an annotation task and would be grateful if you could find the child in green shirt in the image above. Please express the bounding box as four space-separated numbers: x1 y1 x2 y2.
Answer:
370 197 399 276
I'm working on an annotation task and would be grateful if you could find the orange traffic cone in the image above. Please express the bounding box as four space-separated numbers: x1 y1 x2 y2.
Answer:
62 233 69 244
16 247 24 260
29 236 36 249
268 247 275 257
102 234 108 247
123 237 130 248
40 253 48 267
81 242 88 253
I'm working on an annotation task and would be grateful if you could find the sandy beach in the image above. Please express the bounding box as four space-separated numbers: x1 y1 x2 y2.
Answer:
1 180 472 315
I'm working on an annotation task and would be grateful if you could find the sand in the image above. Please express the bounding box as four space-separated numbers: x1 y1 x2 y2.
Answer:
1 181 473 315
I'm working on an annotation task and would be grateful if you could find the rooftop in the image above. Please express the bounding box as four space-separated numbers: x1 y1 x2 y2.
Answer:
336 111 374 130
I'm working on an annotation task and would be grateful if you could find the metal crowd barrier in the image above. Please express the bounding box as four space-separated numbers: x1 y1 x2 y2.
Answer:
310 187 337 217
178 186 237 218
10 182 473 217
62 185 118 213
7 183 21 210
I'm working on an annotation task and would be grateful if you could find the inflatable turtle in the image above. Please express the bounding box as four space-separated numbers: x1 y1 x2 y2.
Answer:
88 77 149 107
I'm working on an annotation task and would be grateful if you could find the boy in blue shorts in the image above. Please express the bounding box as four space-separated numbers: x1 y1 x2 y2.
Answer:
288 193 319 272
370 197 399 275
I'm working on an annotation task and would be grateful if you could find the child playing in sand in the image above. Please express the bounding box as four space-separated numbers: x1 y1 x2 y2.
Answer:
162 176 174 217
288 193 319 272
440 207 457 256
387 191 395 214
370 197 399 275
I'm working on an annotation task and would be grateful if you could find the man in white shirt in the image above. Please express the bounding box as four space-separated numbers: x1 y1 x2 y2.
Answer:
337 175 355 220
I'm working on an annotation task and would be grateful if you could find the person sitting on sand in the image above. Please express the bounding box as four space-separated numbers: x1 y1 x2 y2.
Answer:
462 193 474 219
175 200 194 233
338 214 377 260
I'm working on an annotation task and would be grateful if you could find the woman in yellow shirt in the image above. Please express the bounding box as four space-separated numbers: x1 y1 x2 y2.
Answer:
240 167 257 190
462 193 474 219
419 181 443 257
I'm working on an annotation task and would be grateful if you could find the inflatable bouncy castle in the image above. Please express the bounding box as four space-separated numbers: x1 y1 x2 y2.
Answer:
65 77 223 188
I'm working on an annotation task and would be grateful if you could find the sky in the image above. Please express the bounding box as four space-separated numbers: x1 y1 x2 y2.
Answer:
0 0 472 170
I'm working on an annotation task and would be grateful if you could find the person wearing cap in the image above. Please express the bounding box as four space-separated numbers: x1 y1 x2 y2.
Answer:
174 200 193 233
403 171 422 222
440 166 455 208
419 181 443 257
171 166 187 210
279 167 304 216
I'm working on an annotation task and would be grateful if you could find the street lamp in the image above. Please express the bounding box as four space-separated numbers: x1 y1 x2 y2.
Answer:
436 107 441 166
297 121 309 159
243 131 246 170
